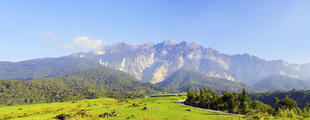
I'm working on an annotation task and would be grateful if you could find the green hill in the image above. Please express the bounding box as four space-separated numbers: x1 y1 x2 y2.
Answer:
250 90 310 108
0 67 165 106
156 70 255 92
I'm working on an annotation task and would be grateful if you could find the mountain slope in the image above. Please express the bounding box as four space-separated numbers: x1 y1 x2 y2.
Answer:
254 75 310 90
156 70 255 92
0 67 165 105
0 56 100 80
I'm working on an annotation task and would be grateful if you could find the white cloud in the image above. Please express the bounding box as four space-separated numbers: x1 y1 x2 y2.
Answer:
41 32 104 50
41 32 60 41
63 43 75 49
73 36 103 50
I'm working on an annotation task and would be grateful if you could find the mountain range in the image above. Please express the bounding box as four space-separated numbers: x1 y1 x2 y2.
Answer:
0 40 310 91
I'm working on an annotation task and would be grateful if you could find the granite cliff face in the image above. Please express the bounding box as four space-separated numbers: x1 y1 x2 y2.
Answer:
73 40 309 85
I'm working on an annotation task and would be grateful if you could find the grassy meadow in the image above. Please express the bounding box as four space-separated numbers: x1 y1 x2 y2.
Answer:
0 96 247 120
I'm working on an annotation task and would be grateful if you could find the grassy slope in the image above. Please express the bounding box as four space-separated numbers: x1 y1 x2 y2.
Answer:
0 97 245 120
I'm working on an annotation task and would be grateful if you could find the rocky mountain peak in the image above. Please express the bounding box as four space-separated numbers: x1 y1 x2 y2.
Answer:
178 41 200 48
162 40 177 46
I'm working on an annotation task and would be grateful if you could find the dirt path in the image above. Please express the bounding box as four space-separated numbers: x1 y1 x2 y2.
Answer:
177 100 247 117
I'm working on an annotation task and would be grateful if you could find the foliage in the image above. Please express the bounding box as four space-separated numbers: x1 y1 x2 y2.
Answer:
275 96 299 110
239 88 250 114
250 100 274 115
185 88 251 114
250 89 310 108
0 67 165 106
185 88 310 119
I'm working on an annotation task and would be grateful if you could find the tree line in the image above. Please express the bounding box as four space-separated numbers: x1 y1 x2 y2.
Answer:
185 88 310 119
250 89 310 108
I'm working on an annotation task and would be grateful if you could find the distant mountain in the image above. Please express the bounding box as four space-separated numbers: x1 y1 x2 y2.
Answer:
1 40 310 87
0 66 165 105
300 63 310 80
0 56 100 80
156 70 256 92
254 75 310 90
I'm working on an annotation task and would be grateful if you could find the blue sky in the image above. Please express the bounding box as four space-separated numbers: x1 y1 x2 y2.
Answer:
0 0 310 64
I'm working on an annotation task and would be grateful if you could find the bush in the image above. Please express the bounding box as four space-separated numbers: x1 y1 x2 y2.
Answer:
75 109 87 116
99 109 119 118
55 113 71 120
127 115 135 119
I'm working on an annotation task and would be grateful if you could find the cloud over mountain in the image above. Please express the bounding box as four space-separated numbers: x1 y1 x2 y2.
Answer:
73 36 103 50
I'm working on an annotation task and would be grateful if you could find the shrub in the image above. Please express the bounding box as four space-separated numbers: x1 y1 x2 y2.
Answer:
55 113 71 120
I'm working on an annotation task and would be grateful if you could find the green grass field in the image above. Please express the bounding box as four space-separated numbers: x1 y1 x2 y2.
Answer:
0 96 247 120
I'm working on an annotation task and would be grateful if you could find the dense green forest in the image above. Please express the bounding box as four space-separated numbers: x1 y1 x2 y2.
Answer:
0 67 165 106
185 88 310 119
250 89 310 108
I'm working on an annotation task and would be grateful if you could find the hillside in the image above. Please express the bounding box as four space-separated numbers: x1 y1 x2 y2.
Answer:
0 56 100 80
0 67 165 106
250 90 310 108
156 70 255 92
254 75 310 90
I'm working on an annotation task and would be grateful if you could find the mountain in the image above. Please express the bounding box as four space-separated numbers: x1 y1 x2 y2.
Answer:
0 66 165 105
0 40 310 86
76 40 310 85
0 56 100 80
156 69 256 92
254 75 310 90
300 63 310 80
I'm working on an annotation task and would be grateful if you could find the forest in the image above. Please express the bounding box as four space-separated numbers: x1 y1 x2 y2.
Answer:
250 89 310 108
0 67 165 106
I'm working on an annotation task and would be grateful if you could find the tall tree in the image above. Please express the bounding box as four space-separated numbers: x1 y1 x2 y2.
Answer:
199 88 207 108
274 97 280 111
240 88 249 114
278 96 298 110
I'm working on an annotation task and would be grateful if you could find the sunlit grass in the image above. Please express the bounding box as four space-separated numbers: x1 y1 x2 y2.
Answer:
0 96 246 120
